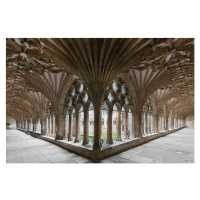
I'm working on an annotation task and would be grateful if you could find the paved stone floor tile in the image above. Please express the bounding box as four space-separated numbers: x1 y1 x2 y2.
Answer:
6 127 194 163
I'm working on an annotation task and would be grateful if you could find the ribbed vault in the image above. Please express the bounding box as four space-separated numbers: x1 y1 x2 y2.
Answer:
6 38 194 150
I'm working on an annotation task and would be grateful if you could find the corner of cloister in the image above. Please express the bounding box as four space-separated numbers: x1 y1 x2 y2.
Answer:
6 38 194 162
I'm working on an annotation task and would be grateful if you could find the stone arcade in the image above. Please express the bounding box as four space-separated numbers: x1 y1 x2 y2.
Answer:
6 38 194 162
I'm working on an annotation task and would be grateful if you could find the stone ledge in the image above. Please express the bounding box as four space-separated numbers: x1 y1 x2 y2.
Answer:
18 127 185 162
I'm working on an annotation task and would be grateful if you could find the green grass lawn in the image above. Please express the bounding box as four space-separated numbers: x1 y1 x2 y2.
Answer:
80 131 117 143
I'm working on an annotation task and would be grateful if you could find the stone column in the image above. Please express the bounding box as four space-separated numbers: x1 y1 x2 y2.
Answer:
166 116 169 131
148 113 150 133
48 116 50 136
132 112 134 137
74 111 81 143
107 108 113 144
55 115 58 139
152 115 154 133
32 119 35 132
63 115 66 139
83 107 89 145
93 106 102 150
32 120 34 132
28 121 30 131
155 114 159 133
68 111 73 141
149 115 151 133
44 118 47 135
116 110 122 141
55 108 65 140
121 112 125 134
124 108 128 138
171 117 174 129
40 119 43 135
51 115 54 137
145 112 148 134
35 120 37 132
153 115 156 133
134 111 143 138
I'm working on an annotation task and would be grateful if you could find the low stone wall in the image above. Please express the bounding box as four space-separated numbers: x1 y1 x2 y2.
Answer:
95 127 185 162
19 127 185 162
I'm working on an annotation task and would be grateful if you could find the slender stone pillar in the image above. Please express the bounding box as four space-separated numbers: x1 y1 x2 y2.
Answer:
107 109 113 144
122 112 125 134
161 117 163 131
171 117 174 129
63 115 67 139
124 109 128 138
93 106 102 150
83 107 89 145
48 116 50 136
32 120 34 132
54 113 64 140
116 110 122 141
149 115 151 133
132 112 134 137
145 112 148 134
40 119 44 135
166 117 169 131
74 111 81 143
155 114 159 133
51 115 54 137
68 111 73 141
35 120 38 132
32 119 35 132
44 118 47 135
134 111 143 138
153 115 156 133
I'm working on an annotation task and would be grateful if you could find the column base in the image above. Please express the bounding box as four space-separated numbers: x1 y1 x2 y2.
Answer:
68 138 73 141
116 138 122 141
74 139 81 143
93 143 101 151
82 140 89 145
106 139 113 144
55 136 63 140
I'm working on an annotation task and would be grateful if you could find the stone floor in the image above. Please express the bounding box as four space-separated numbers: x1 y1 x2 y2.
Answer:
6 130 91 163
6 127 194 163
100 126 194 163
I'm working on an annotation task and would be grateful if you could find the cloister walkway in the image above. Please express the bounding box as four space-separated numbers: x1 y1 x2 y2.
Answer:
6 127 194 163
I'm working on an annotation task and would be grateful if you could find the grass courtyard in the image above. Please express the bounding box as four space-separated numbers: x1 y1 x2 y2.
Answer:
80 131 117 143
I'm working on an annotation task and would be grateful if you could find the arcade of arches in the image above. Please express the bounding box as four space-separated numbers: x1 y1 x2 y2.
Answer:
6 38 194 162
